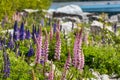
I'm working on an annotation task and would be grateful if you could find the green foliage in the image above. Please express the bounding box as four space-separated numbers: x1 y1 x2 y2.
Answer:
83 45 120 75
0 50 32 80
0 0 52 20
53 0 114 2
1 18 120 79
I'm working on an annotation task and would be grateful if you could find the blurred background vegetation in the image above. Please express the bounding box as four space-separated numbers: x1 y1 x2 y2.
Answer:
53 0 116 2
0 0 52 20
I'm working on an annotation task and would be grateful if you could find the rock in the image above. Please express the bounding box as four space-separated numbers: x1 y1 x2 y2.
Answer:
110 79 117 80
118 78 120 80
89 78 99 80
110 73 119 80
100 74 110 80
89 69 101 80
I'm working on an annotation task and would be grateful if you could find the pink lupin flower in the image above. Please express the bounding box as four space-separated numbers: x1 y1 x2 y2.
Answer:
79 52 84 70
54 28 61 60
43 29 49 62
73 29 84 70
64 50 71 70
61 50 71 80
50 26 53 41
73 31 81 67
76 29 83 68
35 27 42 64
48 61 54 80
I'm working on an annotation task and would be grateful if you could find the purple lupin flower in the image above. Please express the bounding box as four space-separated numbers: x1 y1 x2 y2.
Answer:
48 61 54 80
3 50 10 78
19 22 25 40
61 50 71 80
32 24 35 39
7 34 14 49
35 27 42 64
14 21 18 31
13 21 19 41
73 29 84 70
26 29 31 39
36 27 39 38
26 45 34 57
53 22 57 33
32 24 37 43
54 28 61 60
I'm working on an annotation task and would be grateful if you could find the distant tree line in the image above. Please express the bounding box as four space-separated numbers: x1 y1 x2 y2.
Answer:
53 0 117 2
0 0 52 20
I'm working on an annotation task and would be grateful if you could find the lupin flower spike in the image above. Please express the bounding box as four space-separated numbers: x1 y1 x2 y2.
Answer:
53 22 57 33
48 61 54 80
73 29 84 70
43 29 49 62
19 22 25 40
7 34 14 49
35 26 42 64
13 21 19 41
3 48 10 78
26 45 34 57
26 29 31 39
54 28 61 60
61 50 71 80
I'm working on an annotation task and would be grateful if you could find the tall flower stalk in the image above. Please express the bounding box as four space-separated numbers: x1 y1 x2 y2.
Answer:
73 29 84 70
35 27 42 64
3 50 10 78
7 34 14 49
43 29 49 62
53 22 57 33
61 50 71 80
13 21 19 41
26 45 34 57
48 61 54 80
19 22 25 40
54 28 61 60
26 29 31 39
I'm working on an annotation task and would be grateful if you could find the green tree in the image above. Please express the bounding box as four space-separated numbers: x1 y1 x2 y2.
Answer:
0 0 52 20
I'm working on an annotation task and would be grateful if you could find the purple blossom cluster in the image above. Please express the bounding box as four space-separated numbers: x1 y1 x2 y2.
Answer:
3 51 10 78
13 21 31 41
